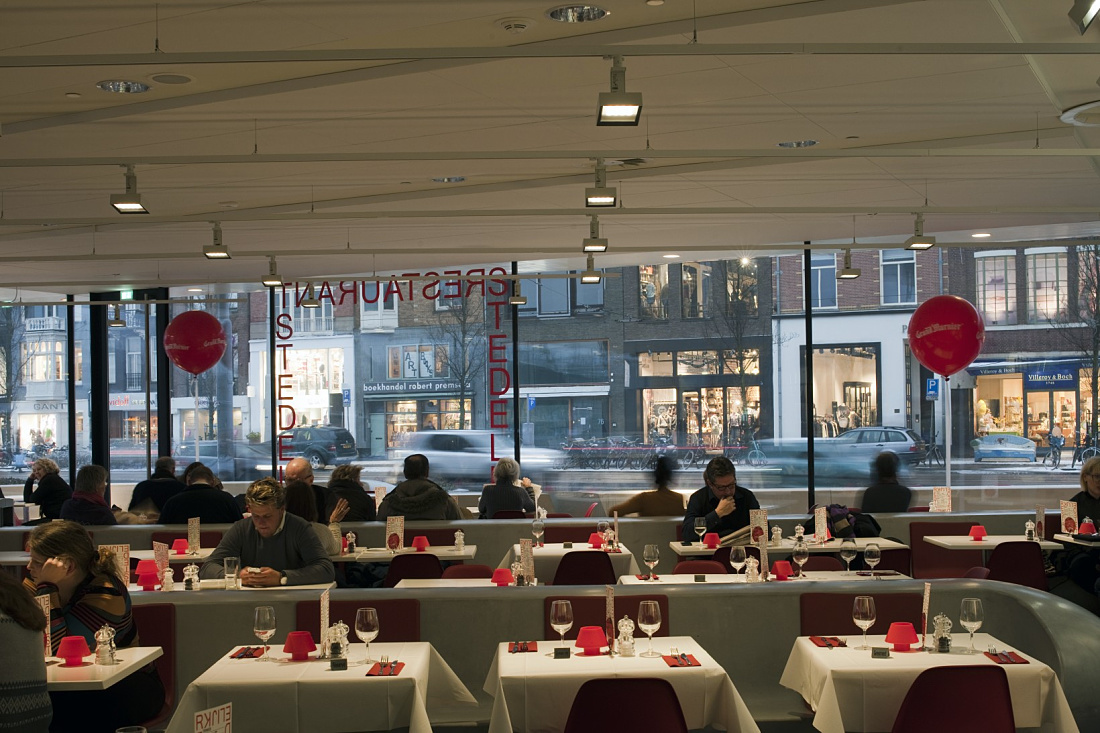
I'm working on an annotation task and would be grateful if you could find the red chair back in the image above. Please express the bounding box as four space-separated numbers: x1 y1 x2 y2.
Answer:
441 563 493 579
799 592 922 637
801 555 843 572
964 566 990 579
877 547 912 576
564 678 687 733
891 665 1014 733
492 510 527 519
131 603 176 728
545 525 596 544
402 528 461 547
551 551 616 585
383 553 444 587
546 512 572 518
909 522 982 578
296 599 420 643
907 506 930 512
986 541 1048 591
672 560 727 574
544 594 670 640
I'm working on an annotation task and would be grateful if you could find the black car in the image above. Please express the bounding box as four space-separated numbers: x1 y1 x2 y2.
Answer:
278 426 358 469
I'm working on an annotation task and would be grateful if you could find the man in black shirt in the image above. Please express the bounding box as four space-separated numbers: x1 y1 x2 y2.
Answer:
682 456 760 541
159 464 243 525
128 456 187 517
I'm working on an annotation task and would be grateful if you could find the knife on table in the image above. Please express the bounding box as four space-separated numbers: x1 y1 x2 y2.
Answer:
679 653 690 666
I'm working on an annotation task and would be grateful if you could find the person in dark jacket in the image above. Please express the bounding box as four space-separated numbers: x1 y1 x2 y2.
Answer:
325 463 376 521
478 457 534 519
285 456 331 523
23 458 71 524
859 452 912 513
159 464 243 524
59 464 117 526
127 456 187 516
377 454 462 521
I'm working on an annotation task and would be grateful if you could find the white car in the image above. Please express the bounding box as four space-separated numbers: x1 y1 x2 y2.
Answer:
393 430 562 486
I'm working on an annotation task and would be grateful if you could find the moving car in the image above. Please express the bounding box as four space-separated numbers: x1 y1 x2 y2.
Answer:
392 430 562 486
174 440 273 482
277 426 358 469
817 427 927 466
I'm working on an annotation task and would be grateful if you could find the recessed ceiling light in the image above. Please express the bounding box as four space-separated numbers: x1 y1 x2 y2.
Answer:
662 254 680 259
777 140 818 148
971 232 992 238
150 73 192 85
646 0 665 5
547 5 608 22
188 287 203 292
432 176 466 183
96 80 150 94
64 92 81 99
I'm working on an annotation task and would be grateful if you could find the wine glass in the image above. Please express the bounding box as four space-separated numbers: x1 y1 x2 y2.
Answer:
531 519 545 547
637 600 662 658
642 543 660 580
959 598 983 654
694 517 708 545
852 595 876 650
253 606 276 662
549 600 573 656
792 539 810 579
839 538 858 575
863 543 881 578
596 520 610 546
355 607 380 665
729 546 747 580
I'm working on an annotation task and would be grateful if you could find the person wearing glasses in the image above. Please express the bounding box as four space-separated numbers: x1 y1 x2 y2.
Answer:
1067 456 1100 593
682 456 760 540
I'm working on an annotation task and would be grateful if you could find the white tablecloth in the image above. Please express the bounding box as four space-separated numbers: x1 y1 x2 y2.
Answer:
166 641 476 733
618 570 909 585
483 635 759 733
670 537 909 558
779 633 1078 733
498 543 639 582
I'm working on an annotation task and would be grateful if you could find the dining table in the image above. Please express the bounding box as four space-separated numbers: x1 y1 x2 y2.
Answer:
923 535 1060 551
779 632 1079 733
483 635 760 733
394 578 497 589
1052 532 1100 548
618 569 910 585
46 646 163 691
165 641 476 733
131 547 215 562
128 580 336 593
669 536 909 559
337 545 478 563
497 542 639 582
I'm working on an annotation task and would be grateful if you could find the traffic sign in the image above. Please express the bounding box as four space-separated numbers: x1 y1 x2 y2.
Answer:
925 378 939 401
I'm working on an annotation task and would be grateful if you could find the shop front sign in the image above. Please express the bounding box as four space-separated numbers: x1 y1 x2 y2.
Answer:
1024 364 1078 390
362 379 468 396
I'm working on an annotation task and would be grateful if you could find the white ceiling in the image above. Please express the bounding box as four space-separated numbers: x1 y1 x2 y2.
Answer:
1 0 1100 297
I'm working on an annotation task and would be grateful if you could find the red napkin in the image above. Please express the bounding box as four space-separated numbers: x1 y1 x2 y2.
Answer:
635 574 660 581
661 654 700 667
366 661 406 676
605 548 623 553
984 651 1029 664
508 642 538 653
229 646 264 659
810 636 847 648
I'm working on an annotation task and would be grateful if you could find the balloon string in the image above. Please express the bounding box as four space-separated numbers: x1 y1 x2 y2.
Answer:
194 378 200 466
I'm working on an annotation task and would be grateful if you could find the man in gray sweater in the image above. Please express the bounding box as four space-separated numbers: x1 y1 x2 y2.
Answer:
200 477 334 587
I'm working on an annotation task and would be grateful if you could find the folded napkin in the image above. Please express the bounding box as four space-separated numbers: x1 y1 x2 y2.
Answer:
366 661 406 676
508 642 538 653
634 574 660 581
856 570 900 576
229 646 264 659
984 651 1029 664
661 654 700 667
810 636 847 648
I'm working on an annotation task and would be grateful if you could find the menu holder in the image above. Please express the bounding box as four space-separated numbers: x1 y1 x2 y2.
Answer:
35 595 50 657
1036 505 1046 539
1060 500 1078 534
983 650 1029 664
932 486 952 513
374 486 386 511
814 506 828 543
98 544 130 585
661 654 700 667
749 509 768 546
385 517 405 551
188 517 201 554
366 661 405 676
152 541 170 575
319 589 330 656
520 539 534 581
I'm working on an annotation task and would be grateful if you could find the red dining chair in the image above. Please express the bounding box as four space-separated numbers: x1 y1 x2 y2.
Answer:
546 512 573 518
802 556 844 572
799 592 923 637
909 522 982 578
964 566 991 579
672 559 727 574
296 599 420 644
544 595 670 640
986 541 1048 591
131 603 176 730
891 666 1014 733
564 678 687 733
382 553 444 587
491 510 527 519
441 563 493 579
551 551 616 585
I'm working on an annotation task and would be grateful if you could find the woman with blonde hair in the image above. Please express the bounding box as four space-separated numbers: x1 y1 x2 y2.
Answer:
24 521 164 732
22 457 71 524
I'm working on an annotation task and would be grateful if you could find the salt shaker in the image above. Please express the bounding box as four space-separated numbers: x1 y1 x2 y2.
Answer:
94 624 117 665
454 529 465 551
159 567 174 592
1024 519 1036 541
770 525 783 546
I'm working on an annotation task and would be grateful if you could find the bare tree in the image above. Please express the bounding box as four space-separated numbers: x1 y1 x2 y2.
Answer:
1071 243 1099 446
425 293 487 430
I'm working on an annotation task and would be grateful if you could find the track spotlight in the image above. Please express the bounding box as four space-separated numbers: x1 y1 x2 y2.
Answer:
110 164 148 214
837 249 861 280
302 282 321 308
203 222 231 259
107 305 126 327
585 161 617 207
1070 0 1100 33
905 213 936 250
597 56 643 126
583 215 609 253
508 280 528 306
261 256 282 287
580 254 602 284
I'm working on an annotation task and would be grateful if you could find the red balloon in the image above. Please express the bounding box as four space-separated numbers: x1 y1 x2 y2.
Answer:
908 295 985 377
163 311 227 375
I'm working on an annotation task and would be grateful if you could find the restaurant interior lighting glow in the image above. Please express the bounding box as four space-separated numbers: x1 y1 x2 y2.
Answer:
582 215 608 252
107 305 126 327
585 162 617 207
508 280 527 306
302 282 321 308
1069 0 1100 33
110 164 148 214
261 256 282 287
580 254 602 283
597 56 642 125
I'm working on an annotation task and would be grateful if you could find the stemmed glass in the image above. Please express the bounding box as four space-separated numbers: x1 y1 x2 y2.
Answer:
596 520 610 546
549 600 573 656
863 543 881 578
531 519 545 547
959 598 983 654
792 539 810 579
694 517 708 545
839 538 858 575
729 546 747 581
253 606 276 662
637 600 662 658
852 596 876 650
355 607 380 665
642 544 660 580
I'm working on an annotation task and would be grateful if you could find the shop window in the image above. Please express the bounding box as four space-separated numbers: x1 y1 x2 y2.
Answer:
435 278 462 311
538 279 570 316
1026 250 1068 323
676 350 719 376
722 349 760 375
516 278 539 317
387 344 449 379
125 336 143 391
810 254 837 309
518 341 609 386
290 300 334 333
726 260 758 317
639 265 669 319
637 351 673 377
975 252 1017 326
804 345 880 436
880 249 916 305
681 262 711 319
360 284 397 331
643 388 677 442
283 347 344 395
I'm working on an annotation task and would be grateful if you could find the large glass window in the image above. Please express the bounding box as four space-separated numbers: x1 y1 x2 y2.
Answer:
676 351 719 376
637 351 673 377
726 259 758 317
639 265 670 319
537 279 570 316
21 339 65 382
976 253 1017 326
388 345 449 379
681 262 711 319
360 283 397 331
291 300 334 334
810 254 837 309
881 249 916 305
722 349 760 375
518 341 609 385
1027 250 1068 322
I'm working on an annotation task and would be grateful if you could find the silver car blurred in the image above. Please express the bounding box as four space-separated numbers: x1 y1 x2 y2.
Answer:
391 430 562 486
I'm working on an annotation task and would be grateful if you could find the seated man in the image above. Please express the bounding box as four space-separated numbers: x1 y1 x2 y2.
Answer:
284 456 331 524
377 454 462 521
127 456 187 517
200 478 334 587
859 452 912 513
159 464 243 525
682 456 760 540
